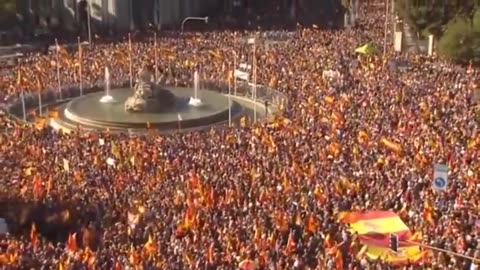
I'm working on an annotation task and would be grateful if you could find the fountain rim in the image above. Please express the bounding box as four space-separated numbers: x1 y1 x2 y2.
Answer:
62 87 238 127
5 79 286 131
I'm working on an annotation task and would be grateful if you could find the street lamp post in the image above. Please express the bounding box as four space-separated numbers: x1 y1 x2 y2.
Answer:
87 0 92 46
154 32 158 80
247 37 257 123
228 50 238 127
383 0 389 59
181 16 209 33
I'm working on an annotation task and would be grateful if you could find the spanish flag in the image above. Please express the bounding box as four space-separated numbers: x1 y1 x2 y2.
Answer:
207 243 215 264
128 245 140 266
67 233 77 252
144 234 158 258
340 211 426 265
35 116 47 130
380 137 403 153
331 111 344 125
111 142 120 158
240 116 248 127
292 160 304 176
33 174 43 200
341 211 411 244
48 108 59 119
30 223 38 247
362 244 426 265
324 95 335 104
209 49 223 59
423 205 435 225
17 68 22 86
305 215 318 233
358 131 369 144
275 212 288 232
284 230 296 254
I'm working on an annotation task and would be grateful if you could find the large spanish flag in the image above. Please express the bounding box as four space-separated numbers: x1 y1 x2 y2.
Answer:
340 211 410 236
340 211 425 265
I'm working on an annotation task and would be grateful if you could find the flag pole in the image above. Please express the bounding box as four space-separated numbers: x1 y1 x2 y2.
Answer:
87 0 92 46
228 69 232 127
383 0 389 60
38 90 42 116
128 33 133 88
233 51 237 96
37 76 42 116
21 89 26 122
78 36 83 96
253 40 257 123
18 66 26 121
154 32 158 80
55 39 62 100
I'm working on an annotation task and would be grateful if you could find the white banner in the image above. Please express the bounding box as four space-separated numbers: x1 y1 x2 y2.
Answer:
234 70 249 81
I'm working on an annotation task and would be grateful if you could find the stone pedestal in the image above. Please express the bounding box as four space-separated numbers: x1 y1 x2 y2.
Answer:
124 67 176 113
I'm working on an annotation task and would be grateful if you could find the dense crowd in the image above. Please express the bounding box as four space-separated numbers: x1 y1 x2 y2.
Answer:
0 2 480 270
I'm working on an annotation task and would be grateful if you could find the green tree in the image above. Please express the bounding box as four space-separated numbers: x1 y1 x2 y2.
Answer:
474 8 480 30
0 0 16 27
437 14 480 64
395 0 478 37
396 1 444 36
397 0 480 63
0 0 15 13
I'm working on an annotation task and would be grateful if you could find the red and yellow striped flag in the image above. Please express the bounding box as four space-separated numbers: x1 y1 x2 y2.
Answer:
340 211 426 265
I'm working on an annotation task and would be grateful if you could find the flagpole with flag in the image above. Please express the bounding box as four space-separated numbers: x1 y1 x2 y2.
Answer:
154 32 158 80
128 33 133 88
17 67 26 121
55 39 62 100
78 36 83 96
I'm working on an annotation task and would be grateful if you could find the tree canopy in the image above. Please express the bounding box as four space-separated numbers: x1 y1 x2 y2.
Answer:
396 0 480 63
0 0 16 27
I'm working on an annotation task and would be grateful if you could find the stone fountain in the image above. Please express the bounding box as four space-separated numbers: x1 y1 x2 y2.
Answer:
124 66 176 112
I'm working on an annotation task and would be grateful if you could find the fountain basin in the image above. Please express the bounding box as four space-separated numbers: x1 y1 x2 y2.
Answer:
52 87 244 131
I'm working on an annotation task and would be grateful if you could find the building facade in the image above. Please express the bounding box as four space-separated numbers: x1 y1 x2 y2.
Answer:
16 0 219 34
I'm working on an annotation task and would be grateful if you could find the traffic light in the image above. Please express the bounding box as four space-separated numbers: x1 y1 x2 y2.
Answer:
389 233 398 252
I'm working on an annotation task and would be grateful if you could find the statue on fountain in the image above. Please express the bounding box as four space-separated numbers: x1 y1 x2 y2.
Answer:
125 65 176 113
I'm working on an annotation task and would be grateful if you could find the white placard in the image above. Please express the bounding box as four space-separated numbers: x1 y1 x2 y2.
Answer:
428 34 434 56
433 163 448 191
394 32 403 52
